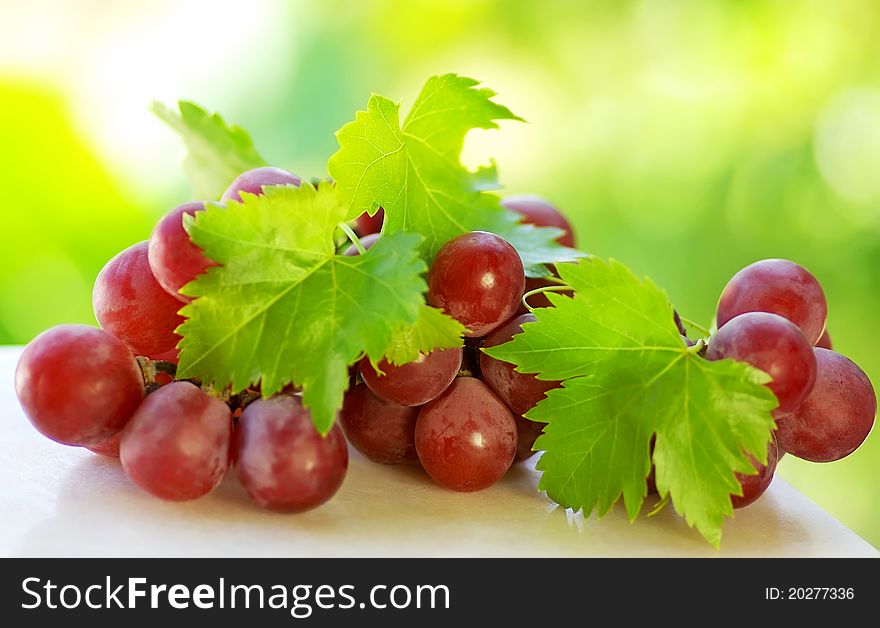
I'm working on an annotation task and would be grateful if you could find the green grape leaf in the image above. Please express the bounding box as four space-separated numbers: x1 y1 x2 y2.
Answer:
328 73 585 276
382 305 467 365
152 101 266 200
484 258 777 546
176 183 430 433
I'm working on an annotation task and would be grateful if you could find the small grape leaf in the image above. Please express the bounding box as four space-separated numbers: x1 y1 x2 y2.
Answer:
152 101 266 200
328 73 585 276
484 258 777 546
383 305 467 365
176 183 429 433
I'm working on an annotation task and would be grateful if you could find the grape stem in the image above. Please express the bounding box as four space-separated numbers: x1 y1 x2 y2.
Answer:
228 389 262 411
647 493 671 517
521 284 573 312
136 357 178 384
687 338 706 355
153 360 178 376
680 316 712 338
338 222 366 255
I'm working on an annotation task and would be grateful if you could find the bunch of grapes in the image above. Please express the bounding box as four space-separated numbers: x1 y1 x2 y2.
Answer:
12 168 572 511
14 168 347 512
702 259 876 508
14 162 874 516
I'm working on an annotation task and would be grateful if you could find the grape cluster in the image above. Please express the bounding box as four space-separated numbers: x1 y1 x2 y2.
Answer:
702 259 876 508
15 167 347 512
343 196 573 491
15 162 873 517
13 167 572 511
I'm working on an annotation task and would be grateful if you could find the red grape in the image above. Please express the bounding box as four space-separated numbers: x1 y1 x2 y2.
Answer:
480 314 560 415
359 348 462 406
342 232 380 256
221 166 302 202
86 432 122 458
732 438 779 509
705 312 816 413
236 395 348 512
500 195 575 247
93 241 184 356
816 329 832 350
775 348 876 462
415 377 516 491
355 207 384 236
340 383 418 464
15 325 144 446
513 414 546 462
120 381 232 501
716 259 827 344
427 232 525 337
148 201 216 302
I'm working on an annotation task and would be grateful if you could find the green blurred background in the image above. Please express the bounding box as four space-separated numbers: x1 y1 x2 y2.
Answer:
1 0 877 547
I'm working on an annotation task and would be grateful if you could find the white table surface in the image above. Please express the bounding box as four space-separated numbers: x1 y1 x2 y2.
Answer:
1 347 876 558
